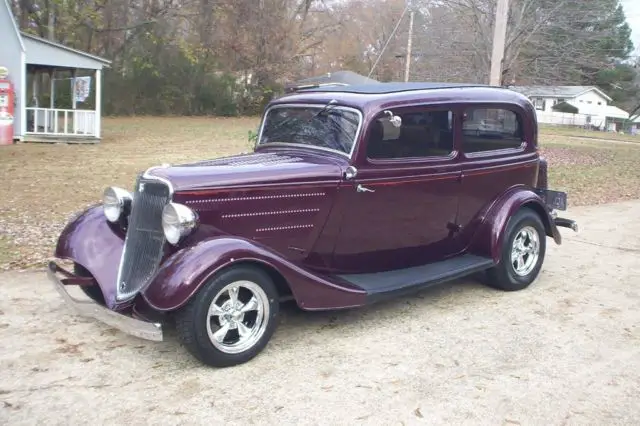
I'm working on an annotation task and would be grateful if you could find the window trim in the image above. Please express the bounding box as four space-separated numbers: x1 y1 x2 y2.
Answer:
255 103 364 159
364 105 459 165
460 104 528 159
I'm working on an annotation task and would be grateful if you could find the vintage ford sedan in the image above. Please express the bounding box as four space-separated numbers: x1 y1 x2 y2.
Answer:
48 82 578 367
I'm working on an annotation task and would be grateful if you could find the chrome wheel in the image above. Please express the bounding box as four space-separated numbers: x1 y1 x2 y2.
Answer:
206 280 270 354
510 225 540 276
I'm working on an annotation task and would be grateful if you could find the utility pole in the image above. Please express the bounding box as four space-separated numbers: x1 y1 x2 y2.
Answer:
489 0 509 86
404 8 415 82
48 10 55 41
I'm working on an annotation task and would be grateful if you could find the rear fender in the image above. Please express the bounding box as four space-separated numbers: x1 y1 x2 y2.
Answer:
468 186 561 263
54 204 126 309
142 236 366 312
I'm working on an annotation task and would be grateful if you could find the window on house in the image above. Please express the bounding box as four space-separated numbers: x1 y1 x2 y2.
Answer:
597 102 602 105
462 108 524 153
587 101 593 104
533 98 545 111
367 109 454 160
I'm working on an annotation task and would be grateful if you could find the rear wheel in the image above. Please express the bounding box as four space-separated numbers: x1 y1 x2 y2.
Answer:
175 265 280 368
486 208 546 291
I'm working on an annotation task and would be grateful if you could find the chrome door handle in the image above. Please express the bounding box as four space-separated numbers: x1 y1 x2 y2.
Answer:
356 184 375 193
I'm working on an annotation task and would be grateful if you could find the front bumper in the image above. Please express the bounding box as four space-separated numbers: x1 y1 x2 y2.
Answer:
47 262 163 342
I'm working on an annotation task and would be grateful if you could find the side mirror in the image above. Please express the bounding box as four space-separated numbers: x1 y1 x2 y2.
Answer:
384 110 402 127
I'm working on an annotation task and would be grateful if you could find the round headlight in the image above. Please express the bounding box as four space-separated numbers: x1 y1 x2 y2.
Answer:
103 187 133 223
162 202 197 245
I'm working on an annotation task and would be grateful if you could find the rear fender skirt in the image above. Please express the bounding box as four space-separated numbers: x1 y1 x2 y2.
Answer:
467 186 561 263
142 236 366 312
53 204 126 309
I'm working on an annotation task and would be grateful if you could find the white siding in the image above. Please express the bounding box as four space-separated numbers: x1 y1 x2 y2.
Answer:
0 0 24 139
569 90 610 116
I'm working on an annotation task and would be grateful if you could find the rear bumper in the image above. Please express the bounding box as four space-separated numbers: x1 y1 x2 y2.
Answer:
554 216 579 232
47 262 163 342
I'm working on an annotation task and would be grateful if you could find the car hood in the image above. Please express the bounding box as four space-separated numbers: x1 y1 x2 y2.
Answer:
144 149 345 192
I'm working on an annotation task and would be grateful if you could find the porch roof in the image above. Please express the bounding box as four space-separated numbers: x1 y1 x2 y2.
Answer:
21 32 111 70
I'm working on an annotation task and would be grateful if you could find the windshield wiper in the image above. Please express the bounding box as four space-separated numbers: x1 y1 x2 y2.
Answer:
310 99 338 119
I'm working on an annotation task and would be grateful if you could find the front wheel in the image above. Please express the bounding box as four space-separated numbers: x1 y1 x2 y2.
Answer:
486 207 546 291
175 265 279 368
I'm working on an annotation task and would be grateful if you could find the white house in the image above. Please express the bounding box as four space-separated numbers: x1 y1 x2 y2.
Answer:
630 114 640 135
1 0 111 143
509 85 630 131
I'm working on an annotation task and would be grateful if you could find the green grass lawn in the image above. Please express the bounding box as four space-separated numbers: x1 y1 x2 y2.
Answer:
0 116 639 271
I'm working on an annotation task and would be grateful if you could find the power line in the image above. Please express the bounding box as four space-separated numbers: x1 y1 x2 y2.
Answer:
367 4 410 78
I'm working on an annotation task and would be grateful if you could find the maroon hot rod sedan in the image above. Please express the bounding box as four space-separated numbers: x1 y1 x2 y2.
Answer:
48 82 578 367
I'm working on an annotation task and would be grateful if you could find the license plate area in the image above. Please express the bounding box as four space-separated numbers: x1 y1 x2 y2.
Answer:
536 189 567 211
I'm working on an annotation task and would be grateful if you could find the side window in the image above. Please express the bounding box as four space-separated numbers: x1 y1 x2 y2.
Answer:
462 108 524 153
367 109 454 160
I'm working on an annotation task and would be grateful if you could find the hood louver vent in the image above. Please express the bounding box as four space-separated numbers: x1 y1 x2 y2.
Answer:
186 153 303 167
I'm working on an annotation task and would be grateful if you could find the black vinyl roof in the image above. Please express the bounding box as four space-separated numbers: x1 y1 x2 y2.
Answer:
292 70 380 86
298 82 491 94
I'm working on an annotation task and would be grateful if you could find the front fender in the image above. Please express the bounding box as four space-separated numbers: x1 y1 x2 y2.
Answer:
54 204 125 309
468 186 561 263
142 236 366 312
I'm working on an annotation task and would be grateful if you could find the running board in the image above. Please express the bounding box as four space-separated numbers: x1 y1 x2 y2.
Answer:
338 254 495 303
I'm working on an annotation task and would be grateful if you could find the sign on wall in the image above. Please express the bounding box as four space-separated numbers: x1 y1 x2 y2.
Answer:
72 76 92 103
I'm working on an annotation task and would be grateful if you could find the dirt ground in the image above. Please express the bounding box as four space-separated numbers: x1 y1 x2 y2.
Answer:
1 200 639 425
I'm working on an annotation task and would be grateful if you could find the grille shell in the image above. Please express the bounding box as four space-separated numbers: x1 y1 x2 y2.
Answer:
116 177 172 301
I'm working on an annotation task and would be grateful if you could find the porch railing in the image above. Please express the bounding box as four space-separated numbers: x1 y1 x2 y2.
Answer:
25 107 97 137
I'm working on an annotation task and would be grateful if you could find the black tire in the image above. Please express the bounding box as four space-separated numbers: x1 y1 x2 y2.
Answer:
485 207 546 291
74 263 106 305
175 265 280 368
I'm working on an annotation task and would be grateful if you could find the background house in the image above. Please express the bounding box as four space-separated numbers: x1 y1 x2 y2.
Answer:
509 85 630 131
630 114 640 135
1 0 110 143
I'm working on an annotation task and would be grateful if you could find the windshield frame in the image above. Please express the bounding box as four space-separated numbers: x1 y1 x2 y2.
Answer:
255 102 364 159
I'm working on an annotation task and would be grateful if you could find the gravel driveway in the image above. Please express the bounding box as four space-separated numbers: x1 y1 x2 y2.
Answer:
1 200 639 425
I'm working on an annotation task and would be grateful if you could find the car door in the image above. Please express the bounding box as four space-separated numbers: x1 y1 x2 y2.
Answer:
330 105 463 274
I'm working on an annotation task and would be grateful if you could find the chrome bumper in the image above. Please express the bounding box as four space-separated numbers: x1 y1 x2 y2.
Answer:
554 217 579 232
47 262 163 342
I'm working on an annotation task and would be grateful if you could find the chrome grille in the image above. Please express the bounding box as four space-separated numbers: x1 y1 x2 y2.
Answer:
116 177 171 301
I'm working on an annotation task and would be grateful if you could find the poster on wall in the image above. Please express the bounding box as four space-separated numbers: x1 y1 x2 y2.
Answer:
72 76 92 103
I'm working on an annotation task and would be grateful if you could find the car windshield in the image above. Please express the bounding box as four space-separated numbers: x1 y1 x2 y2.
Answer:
258 105 361 155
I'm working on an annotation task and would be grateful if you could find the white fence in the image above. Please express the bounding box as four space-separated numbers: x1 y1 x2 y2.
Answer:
25 107 96 136
535 111 607 129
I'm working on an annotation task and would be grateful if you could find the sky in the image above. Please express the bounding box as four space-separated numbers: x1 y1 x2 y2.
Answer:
621 0 640 53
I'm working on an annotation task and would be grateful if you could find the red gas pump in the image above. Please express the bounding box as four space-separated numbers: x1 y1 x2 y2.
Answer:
0 66 16 145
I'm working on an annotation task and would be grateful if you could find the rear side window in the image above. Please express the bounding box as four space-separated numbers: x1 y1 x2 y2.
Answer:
462 108 524 153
